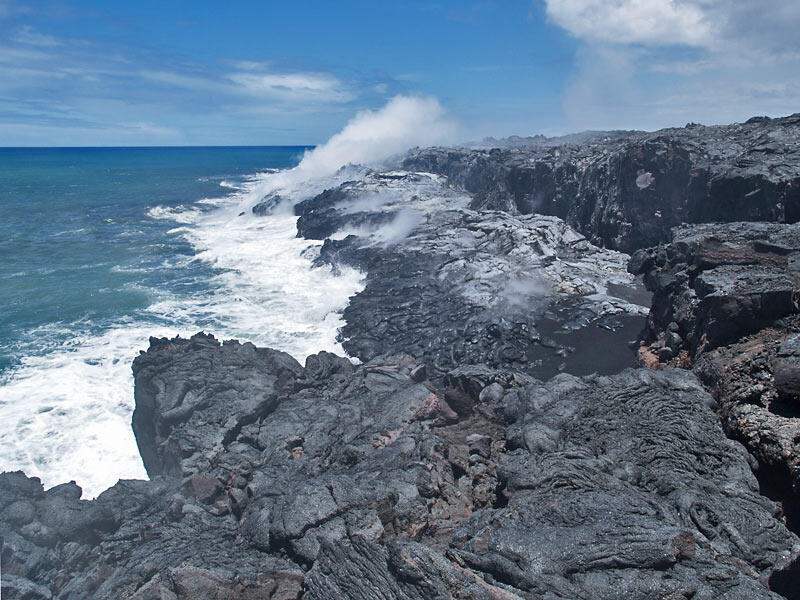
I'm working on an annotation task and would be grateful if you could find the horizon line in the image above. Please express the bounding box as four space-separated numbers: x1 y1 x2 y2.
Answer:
0 144 319 150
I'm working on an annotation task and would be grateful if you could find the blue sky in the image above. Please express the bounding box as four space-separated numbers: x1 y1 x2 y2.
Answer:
1 0 798 146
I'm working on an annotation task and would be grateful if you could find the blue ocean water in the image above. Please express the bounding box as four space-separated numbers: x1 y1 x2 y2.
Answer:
0 146 365 497
0 146 308 373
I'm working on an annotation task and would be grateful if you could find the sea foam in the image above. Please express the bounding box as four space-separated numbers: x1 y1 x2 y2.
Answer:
0 95 456 498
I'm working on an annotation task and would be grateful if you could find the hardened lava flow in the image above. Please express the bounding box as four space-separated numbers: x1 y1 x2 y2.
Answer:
3 113 800 599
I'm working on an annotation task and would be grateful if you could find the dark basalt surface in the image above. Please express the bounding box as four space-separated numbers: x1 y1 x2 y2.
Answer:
631 221 800 543
3 334 799 598
402 114 800 253
5 115 800 598
329 209 648 380
288 169 649 381
630 221 800 361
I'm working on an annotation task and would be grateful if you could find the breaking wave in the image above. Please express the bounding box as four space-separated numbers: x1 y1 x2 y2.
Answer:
0 95 456 498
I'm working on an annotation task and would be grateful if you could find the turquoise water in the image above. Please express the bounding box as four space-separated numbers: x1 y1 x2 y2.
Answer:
0 146 308 373
0 96 462 496
0 145 365 497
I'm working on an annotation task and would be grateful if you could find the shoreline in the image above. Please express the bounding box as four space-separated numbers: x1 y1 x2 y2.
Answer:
4 114 800 598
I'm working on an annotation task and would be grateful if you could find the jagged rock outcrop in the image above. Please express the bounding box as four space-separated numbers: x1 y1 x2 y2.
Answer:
3 335 799 598
631 221 800 543
131 333 303 479
402 114 800 253
694 322 800 526
288 170 648 380
630 221 800 361
5 115 800 599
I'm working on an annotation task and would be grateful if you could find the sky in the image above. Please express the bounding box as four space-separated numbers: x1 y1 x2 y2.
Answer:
0 0 798 146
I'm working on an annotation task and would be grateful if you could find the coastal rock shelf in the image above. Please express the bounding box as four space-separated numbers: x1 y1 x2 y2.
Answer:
631 221 800 534
4 115 800 598
293 171 649 380
3 334 798 598
332 209 647 379
402 114 800 253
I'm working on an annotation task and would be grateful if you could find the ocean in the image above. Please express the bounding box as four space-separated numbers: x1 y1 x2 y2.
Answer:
0 146 366 498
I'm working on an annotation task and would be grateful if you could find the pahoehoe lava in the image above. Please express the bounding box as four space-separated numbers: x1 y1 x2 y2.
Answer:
4 114 800 599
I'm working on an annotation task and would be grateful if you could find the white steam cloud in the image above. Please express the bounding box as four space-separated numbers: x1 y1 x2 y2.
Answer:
372 208 425 246
243 95 459 212
497 274 552 312
290 96 457 184
297 95 458 177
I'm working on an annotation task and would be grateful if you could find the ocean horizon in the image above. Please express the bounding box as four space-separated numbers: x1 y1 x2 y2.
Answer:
0 144 365 498
0 145 317 149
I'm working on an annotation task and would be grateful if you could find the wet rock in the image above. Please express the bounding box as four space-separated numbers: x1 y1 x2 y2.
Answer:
323 209 649 380
293 170 466 241
251 193 285 216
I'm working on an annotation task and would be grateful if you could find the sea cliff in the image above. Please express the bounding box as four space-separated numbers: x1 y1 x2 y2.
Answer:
4 114 800 599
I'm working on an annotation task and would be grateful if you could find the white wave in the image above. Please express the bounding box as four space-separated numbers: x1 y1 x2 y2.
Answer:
146 204 202 223
196 196 232 207
2 271 27 279
165 210 364 359
0 325 163 498
166 226 193 235
0 95 456 498
53 228 87 237
110 265 150 274
0 175 365 500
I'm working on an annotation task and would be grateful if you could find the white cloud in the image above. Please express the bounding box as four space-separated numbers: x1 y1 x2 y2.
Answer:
232 60 272 71
140 70 223 92
120 121 181 138
545 0 800 57
11 25 62 47
141 68 357 105
0 15 402 144
544 0 800 130
0 44 58 64
545 0 712 47
227 71 354 103
710 1 800 61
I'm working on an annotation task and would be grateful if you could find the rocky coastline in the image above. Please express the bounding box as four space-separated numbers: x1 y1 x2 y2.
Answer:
4 114 800 599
